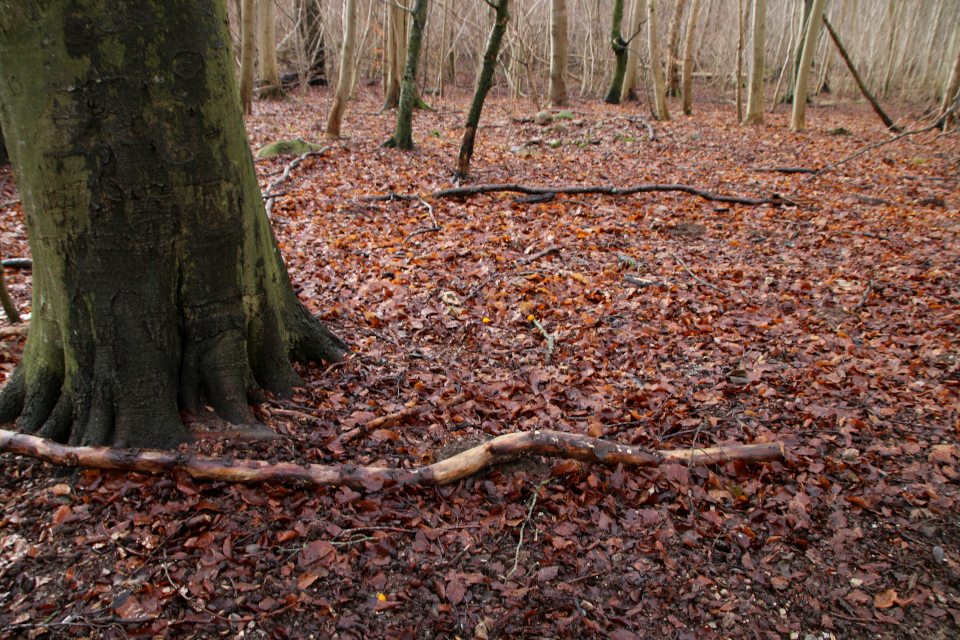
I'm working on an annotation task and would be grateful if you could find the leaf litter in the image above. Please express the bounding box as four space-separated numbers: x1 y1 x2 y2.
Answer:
0 88 958 639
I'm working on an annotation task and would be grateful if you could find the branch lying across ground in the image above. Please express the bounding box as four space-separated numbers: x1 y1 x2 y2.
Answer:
433 183 782 206
801 116 950 185
263 145 340 217
0 428 784 489
341 394 468 442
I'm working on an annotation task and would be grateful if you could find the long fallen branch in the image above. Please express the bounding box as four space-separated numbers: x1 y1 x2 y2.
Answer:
433 183 781 206
0 428 784 488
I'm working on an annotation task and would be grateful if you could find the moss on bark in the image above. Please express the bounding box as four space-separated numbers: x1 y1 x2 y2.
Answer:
0 0 347 449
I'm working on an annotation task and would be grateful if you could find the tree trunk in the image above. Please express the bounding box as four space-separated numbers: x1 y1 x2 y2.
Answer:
622 0 647 102
790 0 826 131
664 0 688 96
681 0 701 114
0 264 20 324
604 0 629 104
438 0 450 99
784 0 814 104
940 29 960 129
257 0 283 99
384 0 429 150
547 0 569 107
743 0 767 124
822 15 898 131
383 0 409 110
239 0 256 114
880 0 900 98
456 0 510 180
0 0 348 449
735 0 745 122
296 0 328 86
325 0 359 139
647 0 671 120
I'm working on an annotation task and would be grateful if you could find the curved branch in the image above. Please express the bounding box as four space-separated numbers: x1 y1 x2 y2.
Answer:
433 183 781 206
0 428 784 489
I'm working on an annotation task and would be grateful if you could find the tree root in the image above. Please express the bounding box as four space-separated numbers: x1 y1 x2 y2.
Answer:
433 183 782 206
0 427 784 489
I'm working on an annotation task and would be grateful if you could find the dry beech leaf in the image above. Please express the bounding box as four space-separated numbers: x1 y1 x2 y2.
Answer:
874 589 898 609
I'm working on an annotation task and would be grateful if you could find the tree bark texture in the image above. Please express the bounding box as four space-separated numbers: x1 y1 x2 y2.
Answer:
0 0 348 449
257 0 283 99
735 0 745 123
603 0 629 104
325 0 359 139
457 0 510 181
939 25 960 129
384 0 428 150
239 0 256 114
681 0 701 115
0 427 785 489
548 0 569 107
821 16 897 131
743 0 767 125
382 0 409 110
664 0 688 96
647 0 671 121
790 0 826 131
622 0 647 102
785 0 814 104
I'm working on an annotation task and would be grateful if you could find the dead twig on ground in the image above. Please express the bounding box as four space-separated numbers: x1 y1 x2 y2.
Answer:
753 167 818 174
0 428 785 489
852 278 874 312
800 117 949 185
402 226 441 246
516 246 560 265
433 183 781 206
341 394 469 442
508 477 551 577
263 145 341 217
529 317 557 362
671 253 730 296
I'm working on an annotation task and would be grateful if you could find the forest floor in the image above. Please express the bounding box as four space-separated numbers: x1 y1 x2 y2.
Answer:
1 86 959 640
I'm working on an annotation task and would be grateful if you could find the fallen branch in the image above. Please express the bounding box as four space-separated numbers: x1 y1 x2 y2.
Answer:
402 226 441 246
753 167 818 174
624 275 671 288
433 183 781 206
0 428 784 488
263 145 340 217
341 393 469 442
852 279 874 312
671 253 730 296
800 118 947 185
0 323 28 339
516 246 561 265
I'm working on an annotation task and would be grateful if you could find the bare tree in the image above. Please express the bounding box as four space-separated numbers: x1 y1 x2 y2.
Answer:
548 0 569 107
384 0 429 149
383 0 409 110
940 23 960 129
681 0 701 115
743 0 766 124
647 0 670 120
622 0 647 103
239 0 256 115
604 0 629 104
325 0 358 138
790 0 826 131
258 0 284 99
664 0 688 96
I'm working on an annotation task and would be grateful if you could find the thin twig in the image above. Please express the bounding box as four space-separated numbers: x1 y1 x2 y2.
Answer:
434 183 779 206
530 317 557 362
507 477 551 577
263 145 341 217
516 246 560 265
402 226 441 246
800 117 950 185
852 278 874 312
670 253 730 295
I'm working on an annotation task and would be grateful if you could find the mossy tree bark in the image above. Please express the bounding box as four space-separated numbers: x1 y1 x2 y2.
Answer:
383 0 428 150
547 0 569 107
0 0 348 449
456 0 510 181
603 0 628 105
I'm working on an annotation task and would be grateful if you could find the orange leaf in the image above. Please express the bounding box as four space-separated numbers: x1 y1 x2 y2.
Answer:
874 589 898 609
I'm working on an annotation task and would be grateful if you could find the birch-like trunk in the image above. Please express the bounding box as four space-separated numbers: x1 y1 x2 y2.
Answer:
239 0 256 115
257 0 283 99
648 0 671 120
790 0 826 131
548 0 569 107
622 0 647 102
743 0 767 124
681 0 701 115
325 0 358 138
